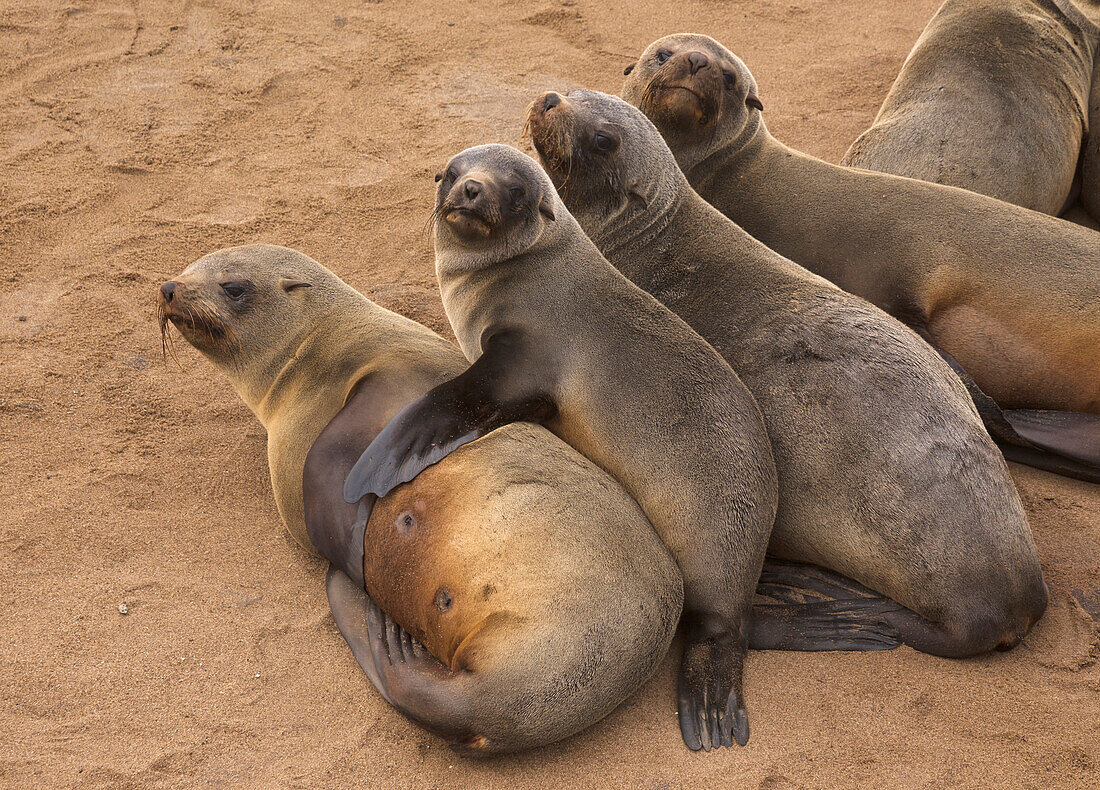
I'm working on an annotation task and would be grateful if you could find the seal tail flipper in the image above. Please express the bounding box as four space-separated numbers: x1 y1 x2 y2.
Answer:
750 558 903 652
1002 409 1100 471
325 566 486 750
914 329 1100 484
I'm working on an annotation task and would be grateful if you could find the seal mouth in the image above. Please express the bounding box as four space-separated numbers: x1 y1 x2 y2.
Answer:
523 95 575 185
157 287 232 362
639 73 720 129
440 205 495 241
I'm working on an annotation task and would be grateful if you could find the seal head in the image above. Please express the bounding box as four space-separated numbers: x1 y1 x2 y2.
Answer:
621 33 763 171
432 144 558 272
526 89 683 253
158 245 318 413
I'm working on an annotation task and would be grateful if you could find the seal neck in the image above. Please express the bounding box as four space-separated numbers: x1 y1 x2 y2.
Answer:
584 171 685 263
243 289 382 427
686 111 776 191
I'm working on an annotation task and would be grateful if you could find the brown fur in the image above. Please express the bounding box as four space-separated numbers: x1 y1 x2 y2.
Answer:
160 244 683 752
842 0 1100 216
624 34 1100 412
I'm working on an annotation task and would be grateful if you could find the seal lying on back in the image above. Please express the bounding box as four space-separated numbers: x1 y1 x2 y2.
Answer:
622 33 1100 481
344 145 779 751
842 0 1100 217
526 88 1047 662
158 245 683 753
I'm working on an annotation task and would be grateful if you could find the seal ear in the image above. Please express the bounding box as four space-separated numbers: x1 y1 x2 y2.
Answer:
280 277 312 292
623 62 636 76
627 181 649 210
746 89 764 112
539 197 556 222
434 170 444 183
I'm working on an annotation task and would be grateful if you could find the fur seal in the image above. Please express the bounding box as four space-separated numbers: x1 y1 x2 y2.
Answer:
526 87 1048 662
622 33 1100 481
841 0 1100 216
158 244 684 753
343 145 780 751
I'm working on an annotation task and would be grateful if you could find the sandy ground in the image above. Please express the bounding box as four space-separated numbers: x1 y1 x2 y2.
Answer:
1 1 1097 787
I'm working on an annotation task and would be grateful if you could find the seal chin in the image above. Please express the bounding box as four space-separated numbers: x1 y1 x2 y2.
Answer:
443 208 494 242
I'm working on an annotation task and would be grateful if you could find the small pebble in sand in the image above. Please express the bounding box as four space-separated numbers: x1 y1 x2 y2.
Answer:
118 603 128 615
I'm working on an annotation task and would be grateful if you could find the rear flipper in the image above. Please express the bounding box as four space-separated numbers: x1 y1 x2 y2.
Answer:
750 558 904 651
750 559 1044 658
677 618 750 751
916 332 1100 484
325 567 486 751
1002 409 1100 472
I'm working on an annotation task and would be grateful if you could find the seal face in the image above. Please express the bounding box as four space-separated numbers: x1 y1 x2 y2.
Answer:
344 144 780 751
526 87 1050 667
621 33 762 172
159 245 685 754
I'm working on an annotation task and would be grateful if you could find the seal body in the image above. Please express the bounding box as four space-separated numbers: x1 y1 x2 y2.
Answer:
622 34 1100 481
527 88 1047 661
159 245 683 753
344 145 779 751
842 0 1099 216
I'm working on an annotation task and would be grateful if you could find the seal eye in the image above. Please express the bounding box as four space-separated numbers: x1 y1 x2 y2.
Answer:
655 49 672 65
509 186 526 208
221 282 247 301
594 132 616 153
723 71 736 91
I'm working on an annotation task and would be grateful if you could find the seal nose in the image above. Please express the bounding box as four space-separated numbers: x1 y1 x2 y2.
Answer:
463 179 482 201
687 51 709 75
543 92 562 112
160 281 176 303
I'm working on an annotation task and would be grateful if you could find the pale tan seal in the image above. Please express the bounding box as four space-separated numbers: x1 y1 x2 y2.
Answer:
158 244 683 753
842 0 1100 216
343 145 780 751
622 33 1100 479
526 87 1047 661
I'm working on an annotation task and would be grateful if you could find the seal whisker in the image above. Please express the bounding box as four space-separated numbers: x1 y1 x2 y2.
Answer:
157 300 185 371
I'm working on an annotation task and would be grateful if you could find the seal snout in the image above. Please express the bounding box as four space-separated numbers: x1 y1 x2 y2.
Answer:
441 170 498 242
526 91 575 172
160 281 177 304
686 51 709 75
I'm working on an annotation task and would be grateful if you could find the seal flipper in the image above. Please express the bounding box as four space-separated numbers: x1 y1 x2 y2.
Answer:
326 566 485 750
677 622 749 750
911 325 1100 483
344 329 555 503
750 559 903 651
1002 409 1100 470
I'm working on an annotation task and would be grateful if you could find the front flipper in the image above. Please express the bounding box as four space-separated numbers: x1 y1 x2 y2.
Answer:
677 621 749 751
343 329 554 503
326 566 484 749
